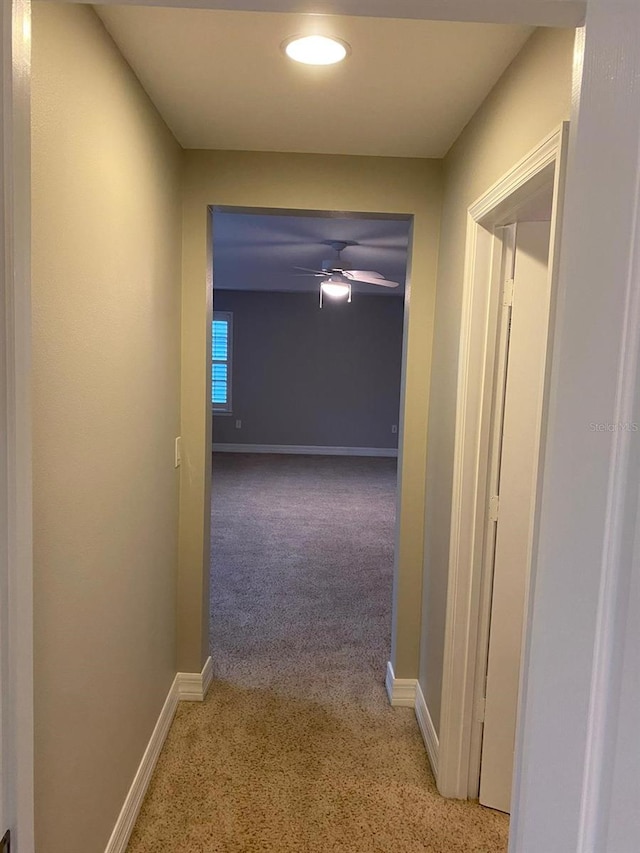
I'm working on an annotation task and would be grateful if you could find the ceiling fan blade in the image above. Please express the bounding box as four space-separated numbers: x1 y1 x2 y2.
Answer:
343 270 400 288
293 266 329 274
360 278 401 288
343 270 385 279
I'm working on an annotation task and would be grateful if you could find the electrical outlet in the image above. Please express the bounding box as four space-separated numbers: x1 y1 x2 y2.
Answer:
174 437 182 468
235 419 242 429
391 424 398 434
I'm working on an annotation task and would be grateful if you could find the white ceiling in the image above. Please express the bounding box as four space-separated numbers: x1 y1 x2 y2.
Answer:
212 211 410 295
95 6 532 157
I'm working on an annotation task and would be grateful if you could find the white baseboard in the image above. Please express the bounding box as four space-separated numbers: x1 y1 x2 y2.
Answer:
104 656 213 853
177 655 213 702
385 660 418 707
212 443 398 458
415 681 440 779
104 677 179 853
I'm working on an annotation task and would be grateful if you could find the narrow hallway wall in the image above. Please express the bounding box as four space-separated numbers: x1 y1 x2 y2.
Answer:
31 6 182 852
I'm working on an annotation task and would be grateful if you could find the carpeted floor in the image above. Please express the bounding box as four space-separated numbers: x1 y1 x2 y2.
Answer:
127 454 509 852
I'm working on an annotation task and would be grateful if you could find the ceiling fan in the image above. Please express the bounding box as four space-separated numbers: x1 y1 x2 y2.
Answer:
294 240 401 306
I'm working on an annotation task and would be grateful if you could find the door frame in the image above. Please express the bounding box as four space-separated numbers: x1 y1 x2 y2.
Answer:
206 203 416 685
184 175 438 683
438 123 569 800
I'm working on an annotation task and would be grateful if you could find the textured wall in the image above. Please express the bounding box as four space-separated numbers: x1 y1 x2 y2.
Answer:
180 151 443 677
31 6 182 852
212 290 404 449
419 27 575 734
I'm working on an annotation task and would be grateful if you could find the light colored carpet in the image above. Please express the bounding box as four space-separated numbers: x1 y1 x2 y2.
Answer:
127 454 509 852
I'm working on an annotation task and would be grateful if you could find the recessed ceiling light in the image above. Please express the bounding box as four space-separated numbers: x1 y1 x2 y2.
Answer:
283 35 350 66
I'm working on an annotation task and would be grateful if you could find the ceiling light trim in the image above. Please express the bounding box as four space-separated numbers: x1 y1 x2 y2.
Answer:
282 34 351 66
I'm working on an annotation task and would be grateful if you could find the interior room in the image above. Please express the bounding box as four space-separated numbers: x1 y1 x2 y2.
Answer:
27 3 577 852
210 209 408 452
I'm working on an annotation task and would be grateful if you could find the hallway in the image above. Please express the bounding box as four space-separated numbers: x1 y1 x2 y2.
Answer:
127 455 508 852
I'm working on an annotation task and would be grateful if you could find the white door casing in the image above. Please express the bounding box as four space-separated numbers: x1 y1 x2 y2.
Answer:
438 125 568 802
480 220 552 813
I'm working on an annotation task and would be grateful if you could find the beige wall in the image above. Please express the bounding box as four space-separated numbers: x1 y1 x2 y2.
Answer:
31 5 182 852
179 151 442 676
419 27 575 733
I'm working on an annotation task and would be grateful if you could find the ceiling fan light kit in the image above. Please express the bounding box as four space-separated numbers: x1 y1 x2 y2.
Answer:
320 276 352 307
282 35 351 66
292 239 401 307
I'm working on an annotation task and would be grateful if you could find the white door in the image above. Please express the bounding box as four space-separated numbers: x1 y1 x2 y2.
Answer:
479 221 552 813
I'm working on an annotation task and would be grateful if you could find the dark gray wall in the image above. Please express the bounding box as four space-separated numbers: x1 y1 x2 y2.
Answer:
213 290 404 449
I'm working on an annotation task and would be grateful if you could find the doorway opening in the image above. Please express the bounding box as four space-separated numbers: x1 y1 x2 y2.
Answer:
438 125 569 813
209 207 411 703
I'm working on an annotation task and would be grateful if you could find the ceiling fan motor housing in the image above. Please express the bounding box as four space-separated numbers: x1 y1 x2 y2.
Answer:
321 239 356 271
322 258 339 271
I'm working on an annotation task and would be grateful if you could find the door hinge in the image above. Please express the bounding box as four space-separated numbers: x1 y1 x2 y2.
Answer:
476 697 486 724
1 829 10 853
489 495 500 522
503 278 514 307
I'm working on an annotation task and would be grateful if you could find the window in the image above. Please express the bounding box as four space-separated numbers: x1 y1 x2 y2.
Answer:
212 312 232 413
